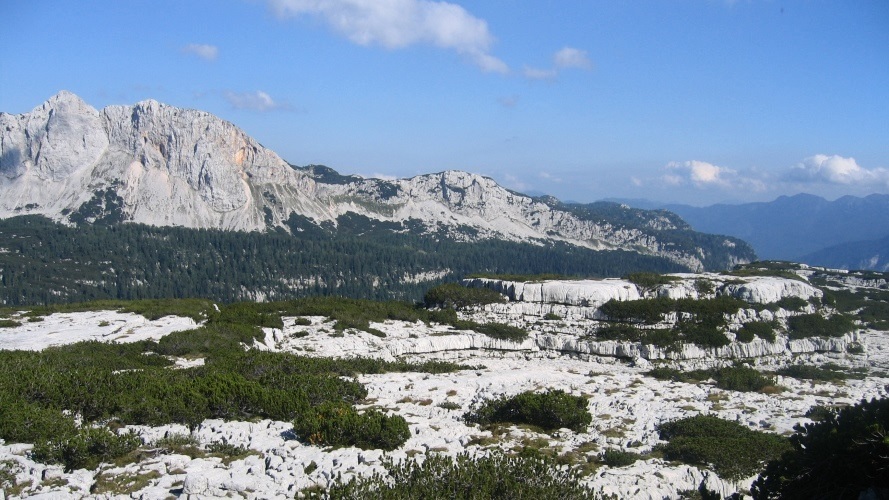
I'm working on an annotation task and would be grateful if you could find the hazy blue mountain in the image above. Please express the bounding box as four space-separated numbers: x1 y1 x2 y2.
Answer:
801 234 889 272
614 194 889 266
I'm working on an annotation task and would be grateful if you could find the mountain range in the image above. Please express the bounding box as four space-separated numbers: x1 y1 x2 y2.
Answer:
0 92 752 276
621 195 889 271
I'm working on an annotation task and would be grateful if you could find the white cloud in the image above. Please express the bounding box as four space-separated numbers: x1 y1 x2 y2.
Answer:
539 171 562 182
267 0 508 73
662 160 766 191
786 154 889 187
522 46 592 81
182 43 219 61
553 47 592 70
522 66 557 81
224 90 290 111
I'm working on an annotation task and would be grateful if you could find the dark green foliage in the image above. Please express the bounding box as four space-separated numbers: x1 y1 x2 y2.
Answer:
736 321 777 343
468 322 529 342
466 273 570 282
600 296 746 326
658 415 791 481
0 215 699 306
0 399 78 444
31 427 142 472
777 363 861 382
600 449 642 467
752 398 889 499
678 319 730 348
694 279 715 296
423 283 506 310
292 402 410 450
465 390 591 432
804 405 835 422
729 264 806 282
625 272 678 289
787 313 856 339
713 365 774 392
825 287 889 330
646 365 774 392
0 319 21 328
0 300 475 469
592 324 645 342
543 312 562 320
325 451 597 499
758 296 808 313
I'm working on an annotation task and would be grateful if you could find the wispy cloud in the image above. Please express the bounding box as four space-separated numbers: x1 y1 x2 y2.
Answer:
554 47 592 70
523 46 592 81
224 90 291 112
266 0 508 74
522 66 557 81
182 43 219 61
539 171 562 183
785 154 889 187
661 160 766 191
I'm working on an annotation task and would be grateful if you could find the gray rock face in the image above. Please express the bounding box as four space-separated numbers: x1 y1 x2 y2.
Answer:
1 91 109 182
0 92 752 269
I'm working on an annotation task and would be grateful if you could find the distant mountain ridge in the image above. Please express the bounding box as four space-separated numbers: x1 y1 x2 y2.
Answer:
626 194 889 268
0 91 753 272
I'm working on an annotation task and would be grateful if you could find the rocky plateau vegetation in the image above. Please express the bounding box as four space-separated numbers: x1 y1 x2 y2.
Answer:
0 263 888 499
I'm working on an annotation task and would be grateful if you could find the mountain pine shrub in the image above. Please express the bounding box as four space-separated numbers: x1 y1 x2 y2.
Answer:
465 389 592 432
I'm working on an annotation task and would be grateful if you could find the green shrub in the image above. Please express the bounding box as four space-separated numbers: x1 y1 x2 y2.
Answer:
736 321 777 343
465 390 591 432
600 449 642 467
658 415 791 481
678 321 730 348
543 312 562 321
31 427 142 472
646 365 773 393
752 398 889 499
777 364 849 382
293 402 410 450
0 319 21 328
326 451 596 499
714 365 774 392
593 324 645 342
787 313 856 339
424 283 506 310
625 272 678 289
0 399 78 444
694 279 715 296
471 322 529 342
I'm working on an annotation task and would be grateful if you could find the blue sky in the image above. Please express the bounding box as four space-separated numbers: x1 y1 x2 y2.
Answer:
1 0 887 206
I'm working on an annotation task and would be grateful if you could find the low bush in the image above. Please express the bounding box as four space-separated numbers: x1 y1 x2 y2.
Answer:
470 322 529 342
777 364 851 382
292 402 410 450
31 427 142 472
600 449 643 467
625 272 678 289
787 313 856 339
714 365 774 392
658 415 791 481
424 283 506 310
752 398 889 499
646 365 774 393
325 451 596 499
593 324 645 342
736 321 777 343
465 389 591 432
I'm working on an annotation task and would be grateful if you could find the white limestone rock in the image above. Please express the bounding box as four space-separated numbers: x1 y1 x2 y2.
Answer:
720 276 822 304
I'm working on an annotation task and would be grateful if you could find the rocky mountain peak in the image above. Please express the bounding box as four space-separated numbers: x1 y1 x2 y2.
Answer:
0 92 755 271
